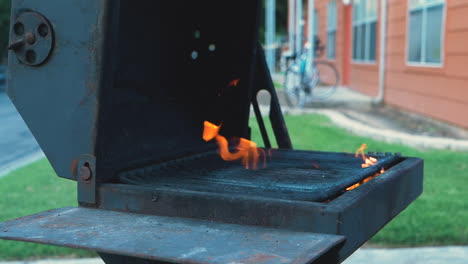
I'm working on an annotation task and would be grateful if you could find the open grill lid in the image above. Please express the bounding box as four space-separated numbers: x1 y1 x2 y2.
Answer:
7 0 266 181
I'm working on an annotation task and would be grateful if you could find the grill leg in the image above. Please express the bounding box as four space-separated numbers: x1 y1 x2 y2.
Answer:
98 252 172 264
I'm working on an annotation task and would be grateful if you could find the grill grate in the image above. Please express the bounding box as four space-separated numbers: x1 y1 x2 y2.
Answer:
118 150 401 202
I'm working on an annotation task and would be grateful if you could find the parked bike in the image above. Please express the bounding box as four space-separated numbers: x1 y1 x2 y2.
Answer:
282 40 339 108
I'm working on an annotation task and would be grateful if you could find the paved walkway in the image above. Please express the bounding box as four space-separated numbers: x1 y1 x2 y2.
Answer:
0 259 103 264
344 246 468 264
0 246 466 264
272 73 373 108
0 92 44 178
281 106 468 151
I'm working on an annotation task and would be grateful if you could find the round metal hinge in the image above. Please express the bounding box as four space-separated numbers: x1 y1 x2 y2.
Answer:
8 12 54 66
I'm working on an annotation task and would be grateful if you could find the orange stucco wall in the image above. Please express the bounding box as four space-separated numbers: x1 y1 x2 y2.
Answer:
305 0 468 128
385 0 468 128
348 0 380 97
311 0 380 94
305 0 347 85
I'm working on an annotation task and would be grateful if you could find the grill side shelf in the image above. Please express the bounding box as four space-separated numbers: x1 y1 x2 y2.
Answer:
0 207 345 264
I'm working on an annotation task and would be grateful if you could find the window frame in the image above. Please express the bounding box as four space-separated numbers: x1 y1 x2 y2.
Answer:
327 0 337 60
352 0 378 64
314 9 319 39
406 0 446 67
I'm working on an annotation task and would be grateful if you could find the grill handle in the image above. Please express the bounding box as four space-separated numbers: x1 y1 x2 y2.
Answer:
252 43 293 149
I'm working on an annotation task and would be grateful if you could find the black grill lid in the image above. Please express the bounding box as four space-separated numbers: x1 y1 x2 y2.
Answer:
95 0 262 181
8 0 262 181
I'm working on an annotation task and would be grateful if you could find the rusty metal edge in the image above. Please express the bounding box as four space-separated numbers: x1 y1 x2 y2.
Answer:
329 157 424 260
95 157 423 263
0 207 346 264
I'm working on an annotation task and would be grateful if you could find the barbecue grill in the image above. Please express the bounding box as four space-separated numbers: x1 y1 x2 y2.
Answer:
0 1 423 263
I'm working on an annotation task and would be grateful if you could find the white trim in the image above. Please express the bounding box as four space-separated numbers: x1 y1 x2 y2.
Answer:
406 62 444 68
405 0 446 67
409 0 444 10
288 0 296 54
351 60 377 65
375 0 388 104
295 0 303 55
306 0 315 73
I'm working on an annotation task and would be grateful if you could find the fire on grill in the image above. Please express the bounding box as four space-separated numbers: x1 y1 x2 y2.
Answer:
203 120 266 169
0 1 423 264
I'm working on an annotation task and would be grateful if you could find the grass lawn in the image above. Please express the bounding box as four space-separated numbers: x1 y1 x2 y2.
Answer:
0 160 97 260
0 113 466 259
273 81 283 90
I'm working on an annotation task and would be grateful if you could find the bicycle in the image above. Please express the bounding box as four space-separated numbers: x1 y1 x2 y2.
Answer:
282 40 339 108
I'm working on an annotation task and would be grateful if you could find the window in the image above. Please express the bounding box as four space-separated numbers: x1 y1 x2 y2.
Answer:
327 0 337 59
408 0 444 65
352 0 377 62
313 10 320 54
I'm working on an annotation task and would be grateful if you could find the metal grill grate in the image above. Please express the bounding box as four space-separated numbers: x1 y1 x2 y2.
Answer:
118 150 401 202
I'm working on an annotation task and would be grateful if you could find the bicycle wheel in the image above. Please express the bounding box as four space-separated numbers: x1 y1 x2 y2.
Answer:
309 61 339 101
283 65 307 108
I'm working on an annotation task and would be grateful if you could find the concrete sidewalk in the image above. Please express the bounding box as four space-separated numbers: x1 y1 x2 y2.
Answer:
0 92 44 178
344 246 468 264
0 246 466 264
0 259 103 264
281 107 468 151
272 73 373 108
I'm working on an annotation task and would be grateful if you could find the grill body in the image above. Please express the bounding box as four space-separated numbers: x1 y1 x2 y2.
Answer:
0 0 424 263
98 153 422 260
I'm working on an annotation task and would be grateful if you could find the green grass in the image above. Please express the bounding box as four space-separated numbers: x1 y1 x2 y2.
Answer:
250 114 468 247
0 160 97 260
273 81 283 90
0 114 466 260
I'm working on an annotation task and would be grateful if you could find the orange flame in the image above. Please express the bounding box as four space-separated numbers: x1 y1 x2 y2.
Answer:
346 170 384 191
355 144 378 168
227 79 240 87
203 121 265 169
346 182 361 191
346 144 385 191
218 79 241 96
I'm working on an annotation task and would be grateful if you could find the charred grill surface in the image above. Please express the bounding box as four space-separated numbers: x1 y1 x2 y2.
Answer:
118 150 401 202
